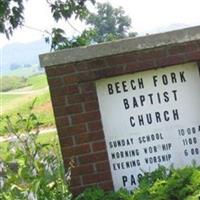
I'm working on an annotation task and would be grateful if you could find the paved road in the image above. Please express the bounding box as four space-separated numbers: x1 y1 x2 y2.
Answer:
0 87 49 95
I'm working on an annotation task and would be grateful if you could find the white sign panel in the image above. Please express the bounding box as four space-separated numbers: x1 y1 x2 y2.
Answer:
96 62 200 191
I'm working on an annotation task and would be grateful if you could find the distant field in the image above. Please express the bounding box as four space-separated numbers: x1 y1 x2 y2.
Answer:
0 74 55 135
28 74 48 89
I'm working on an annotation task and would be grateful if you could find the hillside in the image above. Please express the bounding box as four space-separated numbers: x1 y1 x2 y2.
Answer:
0 74 55 135
1 39 50 76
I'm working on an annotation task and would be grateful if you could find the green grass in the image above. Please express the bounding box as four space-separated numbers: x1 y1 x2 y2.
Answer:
0 76 29 92
0 91 55 135
28 74 48 89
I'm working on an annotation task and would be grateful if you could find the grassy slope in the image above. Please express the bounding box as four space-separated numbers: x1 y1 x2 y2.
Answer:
0 74 55 135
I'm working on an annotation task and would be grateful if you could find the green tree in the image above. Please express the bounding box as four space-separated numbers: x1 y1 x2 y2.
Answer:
86 2 136 43
0 0 96 50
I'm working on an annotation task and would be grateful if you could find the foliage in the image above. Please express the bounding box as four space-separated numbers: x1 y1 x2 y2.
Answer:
0 100 71 199
74 187 130 200
0 0 24 38
0 76 29 92
86 2 137 43
0 0 96 50
75 166 200 200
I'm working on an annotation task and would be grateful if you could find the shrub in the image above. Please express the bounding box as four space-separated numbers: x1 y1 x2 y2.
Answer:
0 100 71 200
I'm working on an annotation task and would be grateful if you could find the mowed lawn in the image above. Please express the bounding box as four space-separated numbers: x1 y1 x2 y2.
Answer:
0 74 55 135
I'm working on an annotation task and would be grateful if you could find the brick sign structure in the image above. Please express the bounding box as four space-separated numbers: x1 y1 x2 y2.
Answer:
40 26 200 195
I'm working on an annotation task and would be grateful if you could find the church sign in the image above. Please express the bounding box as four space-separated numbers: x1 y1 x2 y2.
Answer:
96 62 200 191
40 26 200 195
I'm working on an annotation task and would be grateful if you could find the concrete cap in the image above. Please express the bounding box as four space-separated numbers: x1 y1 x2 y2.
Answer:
39 25 200 68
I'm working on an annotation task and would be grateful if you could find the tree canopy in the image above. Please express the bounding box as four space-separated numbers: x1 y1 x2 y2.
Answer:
86 2 136 43
0 0 136 51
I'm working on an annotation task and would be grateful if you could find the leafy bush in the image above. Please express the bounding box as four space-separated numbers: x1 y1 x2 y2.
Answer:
0 76 29 92
75 166 200 200
0 100 71 200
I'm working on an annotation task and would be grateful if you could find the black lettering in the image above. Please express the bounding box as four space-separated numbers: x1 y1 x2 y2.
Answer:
171 72 177 83
131 175 137 185
138 78 144 89
155 112 162 123
146 113 152 124
148 93 154 104
133 97 139 108
163 92 169 102
115 82 121 93
138 115 144 126
122 81 128 92
140 95 145 106
173 109 179 120
123 98 130 110
107 84 113 95
153 75 158 87
162 74 168 85
130 80 136 90
130 116 135 127
180 71 186 82
172 90 178 101
164 111 170 121
122 176 128 187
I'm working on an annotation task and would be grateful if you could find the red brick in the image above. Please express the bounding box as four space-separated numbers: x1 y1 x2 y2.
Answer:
88 121 102 132
94 66 124 79
54 106 66 117
87 59 107 69
82 172 112 185
71 111 101 125
185 51 200 62
98 181 114 191
67 94 84 104
168 45 186 55
92 141 106 152
70 176 82 187
80 82 96 94
75 131 104 144
67 93 97 105
48 77 63 88
137 60 156 70
45 65 75 77
57 124 87 137
51 96 65 106
78 71 96 82
62 144 91 157
59 136 74 146
72 164 94 176
137 48 167 61
75 133 91 144
84 101 99 112
65 104 82 114
56 116 69 127
96 161 110 172
156 55 185 67
79 151 108 164
49 87 65 97
64 85 79 95
75 62 88 71
106 53 138 65
63 75 79 84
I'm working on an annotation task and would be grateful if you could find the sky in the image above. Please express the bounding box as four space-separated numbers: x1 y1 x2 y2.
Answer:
0 0 200 47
